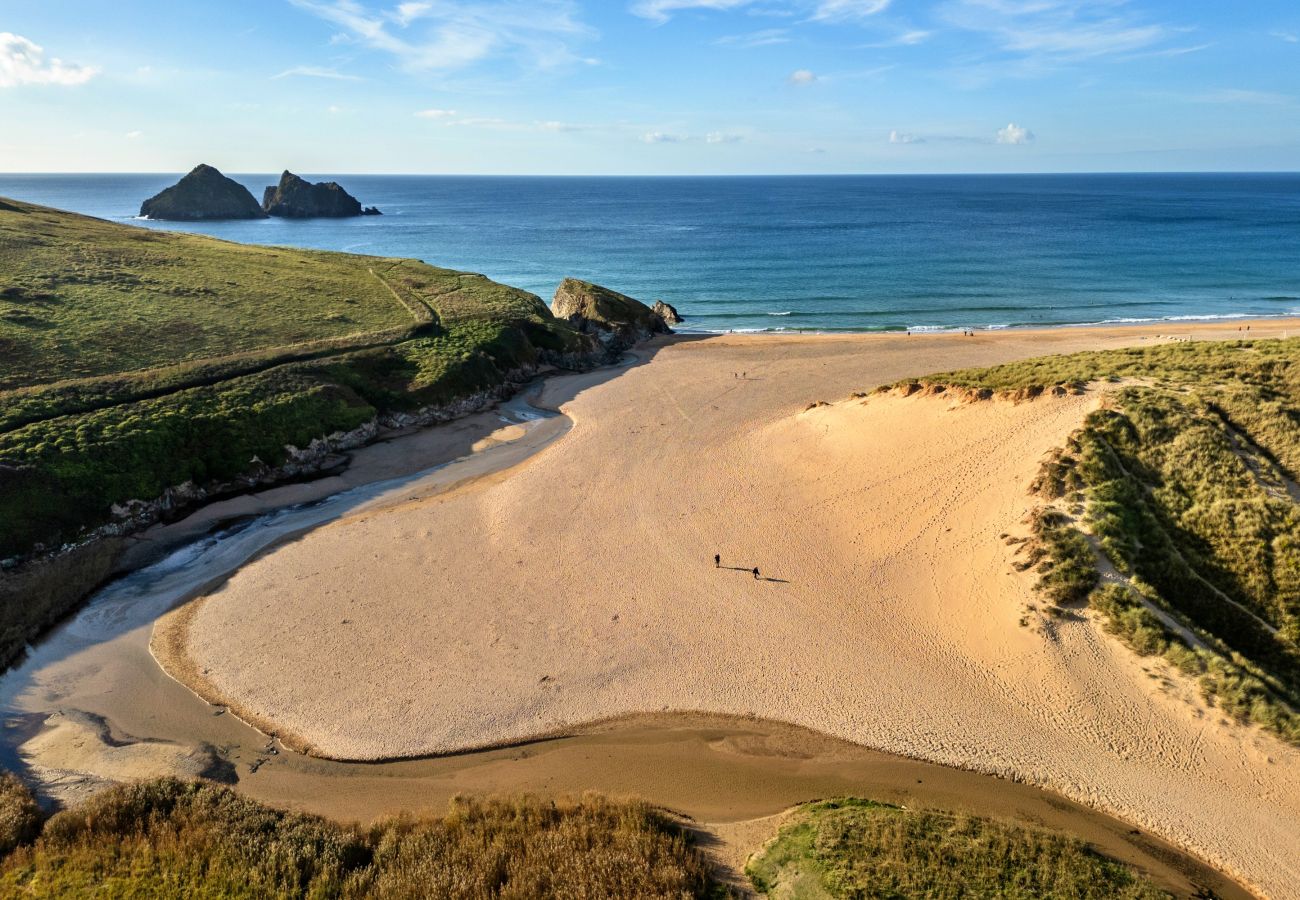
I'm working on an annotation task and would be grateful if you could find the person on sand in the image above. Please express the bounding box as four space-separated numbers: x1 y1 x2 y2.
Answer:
752 566 760 580
715 553 721 568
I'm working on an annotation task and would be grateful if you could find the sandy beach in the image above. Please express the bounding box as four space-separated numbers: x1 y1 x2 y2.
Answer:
156 319 1300 897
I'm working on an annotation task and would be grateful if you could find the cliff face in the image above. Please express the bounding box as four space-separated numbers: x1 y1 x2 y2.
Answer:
261 171 380 218
140 165 268 221
551 279 673 355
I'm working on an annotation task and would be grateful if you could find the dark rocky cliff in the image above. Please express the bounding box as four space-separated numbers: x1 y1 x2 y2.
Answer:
261 171 380 218
139 164 267 221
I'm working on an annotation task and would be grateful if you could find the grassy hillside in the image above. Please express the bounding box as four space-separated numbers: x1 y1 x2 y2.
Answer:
0 777 723 898
889 338 1300 744
0 198 595 662
746 798 1167 899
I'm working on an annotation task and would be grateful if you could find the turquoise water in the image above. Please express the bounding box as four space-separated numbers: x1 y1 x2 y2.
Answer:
2 173 1297 332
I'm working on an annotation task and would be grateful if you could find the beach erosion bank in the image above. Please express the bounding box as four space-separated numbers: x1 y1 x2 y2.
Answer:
133 318 1300 897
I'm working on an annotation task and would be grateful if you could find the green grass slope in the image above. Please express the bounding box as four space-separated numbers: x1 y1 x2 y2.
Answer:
0 198 596 662
889 338 1300 744
747 798 1167 899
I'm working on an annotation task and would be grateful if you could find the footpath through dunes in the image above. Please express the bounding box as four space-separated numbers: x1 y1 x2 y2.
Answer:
158 323 1300 897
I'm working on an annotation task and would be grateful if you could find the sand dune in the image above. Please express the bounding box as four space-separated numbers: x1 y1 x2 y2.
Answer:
158 323 1300 897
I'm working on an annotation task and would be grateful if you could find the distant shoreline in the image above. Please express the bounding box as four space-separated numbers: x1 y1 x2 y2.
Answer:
672 312 1299 337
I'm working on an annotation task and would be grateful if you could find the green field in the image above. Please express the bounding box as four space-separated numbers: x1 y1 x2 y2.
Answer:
0 198 596 663
746 798 1167 899
891 338 1300 743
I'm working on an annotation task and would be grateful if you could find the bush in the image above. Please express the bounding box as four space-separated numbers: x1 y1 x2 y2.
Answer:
0 774 40 856
0 779 722 899
747 798 1168 899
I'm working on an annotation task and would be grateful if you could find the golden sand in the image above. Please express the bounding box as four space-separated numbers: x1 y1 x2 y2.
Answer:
157 321 1300 896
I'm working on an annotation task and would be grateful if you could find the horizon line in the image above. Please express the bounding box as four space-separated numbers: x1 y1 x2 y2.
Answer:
2 169 1299 178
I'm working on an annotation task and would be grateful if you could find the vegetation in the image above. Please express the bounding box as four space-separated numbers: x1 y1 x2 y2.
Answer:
0 198 597 661
896 337 1300 744
0 777 724 898
0 774 40 857
746 798 1168 899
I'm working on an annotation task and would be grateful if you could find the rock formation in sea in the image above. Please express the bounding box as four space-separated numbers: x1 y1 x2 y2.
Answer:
261 171 381 218
139 164 268 221
551 279 675 352
652 300 683 326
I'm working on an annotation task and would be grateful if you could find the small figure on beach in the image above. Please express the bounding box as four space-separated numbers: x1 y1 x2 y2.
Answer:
752 566 760 579
715 553 721 568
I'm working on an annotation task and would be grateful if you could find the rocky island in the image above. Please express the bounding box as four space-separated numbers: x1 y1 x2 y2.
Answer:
140 166 381 220
139 164 267 221
261 170 381 218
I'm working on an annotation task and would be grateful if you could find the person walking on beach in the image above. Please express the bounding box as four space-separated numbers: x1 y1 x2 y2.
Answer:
715 553 721 568
752 566 760 580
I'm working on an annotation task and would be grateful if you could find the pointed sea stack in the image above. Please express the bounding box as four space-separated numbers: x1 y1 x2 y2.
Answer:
139 164 268 220
261 171 380 218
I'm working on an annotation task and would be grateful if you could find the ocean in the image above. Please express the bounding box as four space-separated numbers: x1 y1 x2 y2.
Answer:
2 172 1297 333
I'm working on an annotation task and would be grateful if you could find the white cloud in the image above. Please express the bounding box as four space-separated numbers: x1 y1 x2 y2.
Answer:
414 107 459 118
788 68 818 86
394 2 432 26
941 0 1170 65
0 33 98 88
632 0 891 24
705 131 743 143
641 131 685 143
1272 30 1298 44
289 0 592 72
889 129 923 144
273 65 362 80
125 130 143 139
996 122 1034 144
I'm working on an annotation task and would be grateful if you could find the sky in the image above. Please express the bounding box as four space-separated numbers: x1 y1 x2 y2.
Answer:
1 0 1298 174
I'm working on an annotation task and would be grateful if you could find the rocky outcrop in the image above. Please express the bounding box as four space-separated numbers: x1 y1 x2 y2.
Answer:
652 300 683 325
261 171 381 218
140 165 268 221
551 279 674 355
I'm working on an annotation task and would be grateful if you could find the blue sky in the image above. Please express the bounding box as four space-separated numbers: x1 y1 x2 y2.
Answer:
2 0 1298 173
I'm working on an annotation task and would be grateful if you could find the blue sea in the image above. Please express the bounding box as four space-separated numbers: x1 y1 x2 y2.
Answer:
2 173 1297 333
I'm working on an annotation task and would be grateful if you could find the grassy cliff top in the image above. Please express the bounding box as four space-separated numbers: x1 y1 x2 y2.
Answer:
0 198 553 391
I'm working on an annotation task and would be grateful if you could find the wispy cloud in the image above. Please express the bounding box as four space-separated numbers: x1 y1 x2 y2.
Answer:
715 28 790 47
940 0 1171 65
705 131 744 143
641 131 685 143
889 130 923 144
1272 30 1298 44
809 0 892 22
631 0 892 25
788 68 818 86
414 107 458 118
0 32 98 87
864 29 932 47
273 65 363 80
1188 88 1294 106
289 0 592 72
